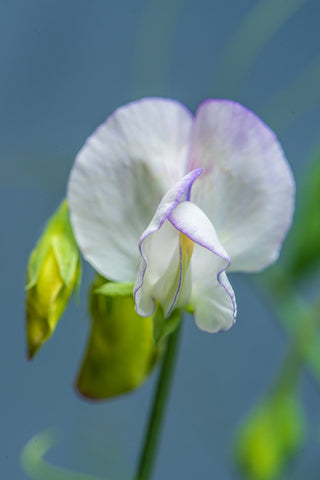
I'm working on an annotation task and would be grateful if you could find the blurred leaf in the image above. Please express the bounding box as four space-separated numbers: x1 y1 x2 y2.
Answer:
285 149 320 281
235 392 305 480
76 276 159 400
25 201 81 359
21 430 105 480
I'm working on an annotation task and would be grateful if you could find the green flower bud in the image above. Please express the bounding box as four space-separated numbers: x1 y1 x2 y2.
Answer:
25 201 81 359
234 392 305 480
76 276 159 400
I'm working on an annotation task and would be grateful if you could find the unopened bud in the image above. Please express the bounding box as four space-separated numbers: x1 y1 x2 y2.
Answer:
234 392 304 480
76 276 158 400
25 201 81 359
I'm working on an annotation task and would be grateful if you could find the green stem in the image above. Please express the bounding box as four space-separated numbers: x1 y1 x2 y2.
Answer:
134 319 183 480
257 267 320 393
271 308 314 397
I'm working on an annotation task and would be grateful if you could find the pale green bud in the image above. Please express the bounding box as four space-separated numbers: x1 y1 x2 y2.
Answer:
76 276 159 400
234 392 304 480
25 201 81 359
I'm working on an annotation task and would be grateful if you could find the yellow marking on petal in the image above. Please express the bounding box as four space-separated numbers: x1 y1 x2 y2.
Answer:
171 232 194 311
153 231 195 317
179 232 194 268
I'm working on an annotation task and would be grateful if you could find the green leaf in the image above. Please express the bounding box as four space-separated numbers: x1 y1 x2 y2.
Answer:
76 276 158 400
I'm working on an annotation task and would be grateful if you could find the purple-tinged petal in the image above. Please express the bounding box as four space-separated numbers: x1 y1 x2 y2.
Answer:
134 170 202 317
188 99 295 272
169 201 236 333
68 98 194 282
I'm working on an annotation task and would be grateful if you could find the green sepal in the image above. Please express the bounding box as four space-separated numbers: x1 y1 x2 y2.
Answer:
153 305 182 346
76 276 159 400
25 200 81 359
51 230 78 287
26 200 79 290
95 281 134 297
234 391 305 480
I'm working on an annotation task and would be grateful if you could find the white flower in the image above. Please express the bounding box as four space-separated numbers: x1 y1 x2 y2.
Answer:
67 98 295 333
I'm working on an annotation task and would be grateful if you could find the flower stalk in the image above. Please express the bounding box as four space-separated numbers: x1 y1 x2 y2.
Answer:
134 318 183 480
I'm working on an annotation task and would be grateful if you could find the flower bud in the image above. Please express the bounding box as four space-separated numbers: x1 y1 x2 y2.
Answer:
76 276 159 400
234 392 304 480
25 201 81 359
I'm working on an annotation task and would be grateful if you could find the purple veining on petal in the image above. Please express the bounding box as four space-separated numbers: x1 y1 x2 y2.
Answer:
185 181 193 201
168 201 237 327
215 269 237 330
134 169 202 315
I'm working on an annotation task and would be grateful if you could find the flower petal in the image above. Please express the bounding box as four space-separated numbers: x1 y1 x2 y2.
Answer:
169 201 236 332
191 251 236 333
134 169 202 317
68 98 194 282
188 99 295 272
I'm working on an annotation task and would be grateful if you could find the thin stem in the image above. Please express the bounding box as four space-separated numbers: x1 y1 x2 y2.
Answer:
256 266 320 393
271 306 316 396
134 319 183 480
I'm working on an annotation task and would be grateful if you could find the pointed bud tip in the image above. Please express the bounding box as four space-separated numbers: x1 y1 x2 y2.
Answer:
24 201 81 357
26 330 45 359
27 346 37 360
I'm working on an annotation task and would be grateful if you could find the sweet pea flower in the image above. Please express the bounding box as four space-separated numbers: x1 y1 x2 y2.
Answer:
67 98 294 333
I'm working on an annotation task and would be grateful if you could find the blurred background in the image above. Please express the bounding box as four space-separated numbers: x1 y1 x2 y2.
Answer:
1 0 320 478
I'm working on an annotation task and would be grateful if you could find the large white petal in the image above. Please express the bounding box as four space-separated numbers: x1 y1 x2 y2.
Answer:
68 98 193 282
169 201 236 333
188 99 295 272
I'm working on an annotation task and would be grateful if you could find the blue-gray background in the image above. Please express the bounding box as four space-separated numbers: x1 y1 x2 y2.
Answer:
2 0 320 479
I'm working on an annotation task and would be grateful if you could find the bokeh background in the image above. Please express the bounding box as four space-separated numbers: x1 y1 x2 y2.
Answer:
2 0 320 478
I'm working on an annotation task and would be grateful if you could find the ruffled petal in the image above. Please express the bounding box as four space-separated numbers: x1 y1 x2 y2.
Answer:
169 201 236 333
135 182 236 332
68 98 193 282
134 169 202 317
191 250 236 333
188 99 295 272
